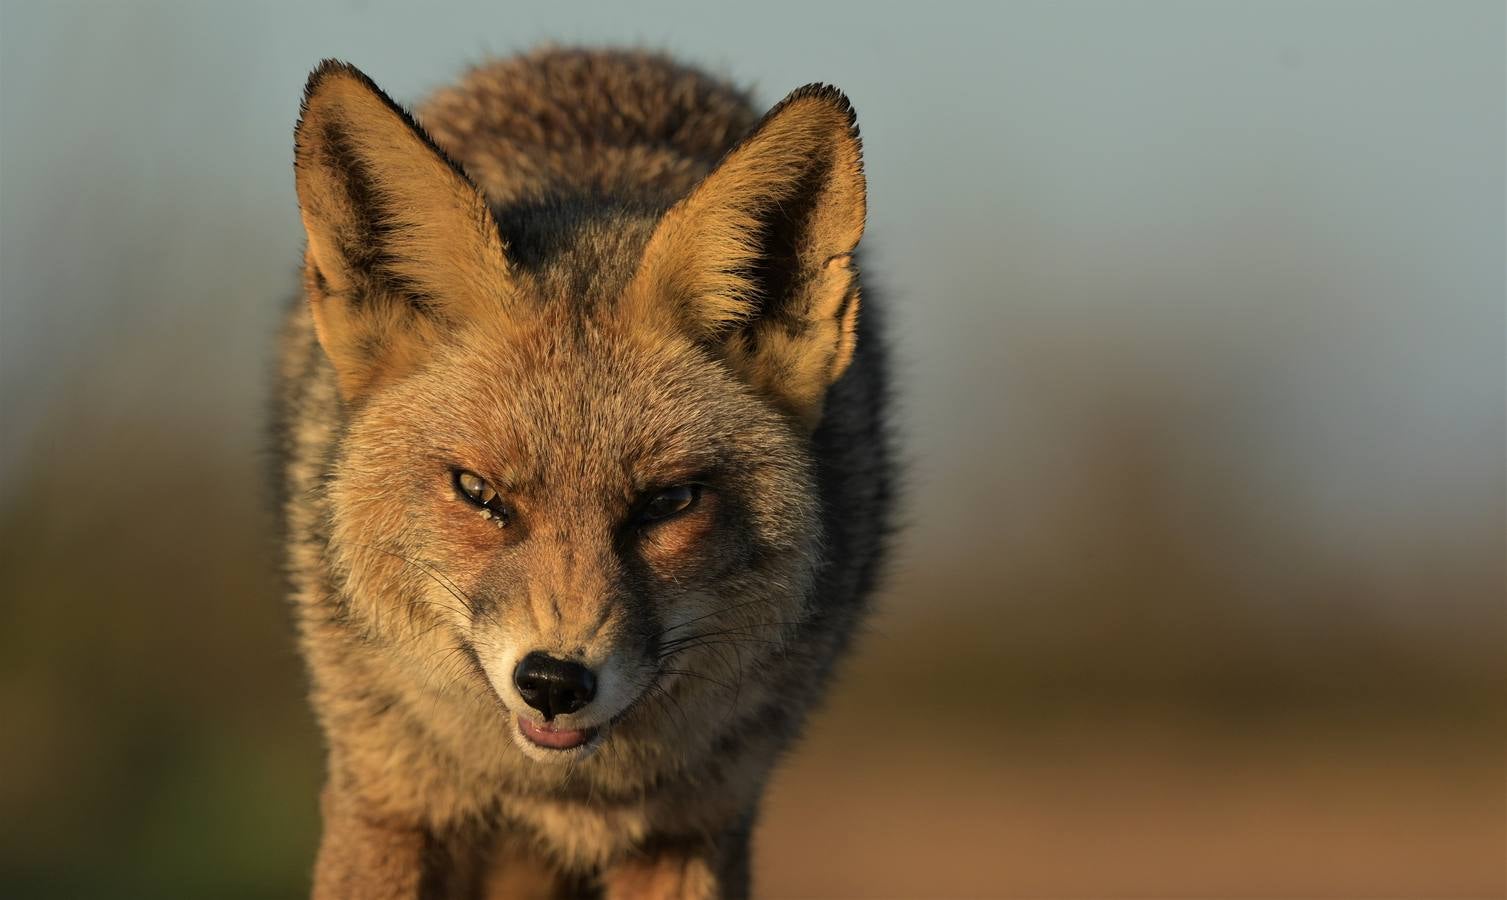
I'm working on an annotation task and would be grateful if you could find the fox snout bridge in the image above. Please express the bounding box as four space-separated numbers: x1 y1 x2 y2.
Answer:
514 652 597 720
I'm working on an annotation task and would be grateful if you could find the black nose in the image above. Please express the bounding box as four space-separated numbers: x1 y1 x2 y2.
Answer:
513 652 597 720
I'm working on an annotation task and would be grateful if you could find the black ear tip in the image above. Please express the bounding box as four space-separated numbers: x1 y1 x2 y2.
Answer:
786 82 851 104
777 82 859 134
302 59 379 104
297 58 408 136
295 60 375 148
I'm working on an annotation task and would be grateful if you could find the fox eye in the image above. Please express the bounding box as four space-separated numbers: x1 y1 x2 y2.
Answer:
639 485 701 524
454 469 509 525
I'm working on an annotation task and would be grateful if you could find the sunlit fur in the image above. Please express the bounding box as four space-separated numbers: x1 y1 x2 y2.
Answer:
276 48 894 899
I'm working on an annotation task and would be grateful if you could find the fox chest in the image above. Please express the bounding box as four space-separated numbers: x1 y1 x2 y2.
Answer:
497 793 652 870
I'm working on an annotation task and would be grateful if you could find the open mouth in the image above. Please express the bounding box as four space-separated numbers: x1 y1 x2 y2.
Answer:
516 715 597 751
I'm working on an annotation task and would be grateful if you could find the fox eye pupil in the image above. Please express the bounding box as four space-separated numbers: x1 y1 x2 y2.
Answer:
454 469 508 525
640 485 700 524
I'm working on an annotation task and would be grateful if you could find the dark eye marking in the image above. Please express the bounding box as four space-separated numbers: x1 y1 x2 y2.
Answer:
637 484 701 525
453 469 510 527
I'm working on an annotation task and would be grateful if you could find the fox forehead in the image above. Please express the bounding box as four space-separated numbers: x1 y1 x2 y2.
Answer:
490 198 664 308
375 307 762 496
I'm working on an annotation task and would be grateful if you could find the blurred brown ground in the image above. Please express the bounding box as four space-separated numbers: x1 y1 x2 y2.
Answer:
758 616 1503 898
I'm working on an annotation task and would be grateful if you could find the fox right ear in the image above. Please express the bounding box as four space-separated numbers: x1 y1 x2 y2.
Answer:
293 60 512 400
623 84 867 428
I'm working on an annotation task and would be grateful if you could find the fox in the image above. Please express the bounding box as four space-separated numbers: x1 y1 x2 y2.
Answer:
275 47 895 899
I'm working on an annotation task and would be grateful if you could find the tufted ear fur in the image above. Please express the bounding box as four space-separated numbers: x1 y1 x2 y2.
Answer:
625 84 867 427
293 60 512 400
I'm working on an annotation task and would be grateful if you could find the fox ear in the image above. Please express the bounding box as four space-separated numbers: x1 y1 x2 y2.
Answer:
293 60 511 400
626 84 867 427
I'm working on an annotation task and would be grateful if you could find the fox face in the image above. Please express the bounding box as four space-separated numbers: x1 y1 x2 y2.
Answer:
292 63 866 768
323 298 824 764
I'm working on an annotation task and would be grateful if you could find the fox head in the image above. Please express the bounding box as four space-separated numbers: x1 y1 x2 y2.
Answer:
292 61 866 765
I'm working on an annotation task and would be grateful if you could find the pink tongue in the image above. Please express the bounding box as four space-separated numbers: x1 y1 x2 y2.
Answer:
519 716 591 749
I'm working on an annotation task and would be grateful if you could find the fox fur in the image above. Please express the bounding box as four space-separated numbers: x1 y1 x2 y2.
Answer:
275 47 895 899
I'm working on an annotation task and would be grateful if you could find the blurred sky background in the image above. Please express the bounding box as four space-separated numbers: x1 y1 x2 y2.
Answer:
1 1 1502 897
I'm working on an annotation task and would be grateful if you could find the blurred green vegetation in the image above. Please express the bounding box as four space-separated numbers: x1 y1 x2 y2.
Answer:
0 432 322 898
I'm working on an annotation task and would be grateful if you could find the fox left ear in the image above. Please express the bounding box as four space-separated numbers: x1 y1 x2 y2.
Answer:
293 60 512 401
626 84 867 427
